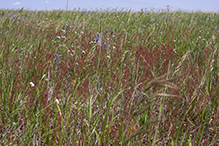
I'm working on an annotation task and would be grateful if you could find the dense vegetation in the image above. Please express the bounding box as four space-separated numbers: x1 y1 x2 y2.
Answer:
0 8 218 145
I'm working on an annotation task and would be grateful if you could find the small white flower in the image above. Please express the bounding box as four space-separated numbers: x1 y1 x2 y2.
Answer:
56 36 61 39
61 29 66 33
55 99 59 104
30 82 35 87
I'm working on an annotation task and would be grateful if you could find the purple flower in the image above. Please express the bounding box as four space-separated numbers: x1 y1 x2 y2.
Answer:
66 25 69 29
11 16 16 21
140 94 143 99
96 37 99 42
24 14 27 17
200 33 203 36
2 12 5 16
106 30 108 33
80 26 83 29
53 54 58 58
111 31 113 35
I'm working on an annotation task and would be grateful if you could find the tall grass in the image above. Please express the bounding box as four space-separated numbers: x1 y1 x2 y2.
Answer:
0 8 218 145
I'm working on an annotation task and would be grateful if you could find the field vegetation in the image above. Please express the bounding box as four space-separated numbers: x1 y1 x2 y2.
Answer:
0 8 219 145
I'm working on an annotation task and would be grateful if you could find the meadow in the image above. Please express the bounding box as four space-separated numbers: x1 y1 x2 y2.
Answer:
0 8 218 145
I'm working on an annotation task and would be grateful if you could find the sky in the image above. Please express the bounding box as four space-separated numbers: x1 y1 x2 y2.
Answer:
1 0 219 12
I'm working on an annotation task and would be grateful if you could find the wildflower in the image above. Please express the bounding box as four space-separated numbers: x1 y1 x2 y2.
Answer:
24 14 27 17
106 30 108 33
111 31 113 35
96 37 99 42
140 94 143 99
11 16 15 21
66 25 69 30
55 99 59 104
200 33 203 36
29 82 35 87
2 12 5 16
80 26 83 29
53 54 58 58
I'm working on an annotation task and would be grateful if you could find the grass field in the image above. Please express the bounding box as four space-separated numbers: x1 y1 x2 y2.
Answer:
0 8 219 145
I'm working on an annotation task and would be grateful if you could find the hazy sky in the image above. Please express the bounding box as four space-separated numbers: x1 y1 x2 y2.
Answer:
1 0 219 12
